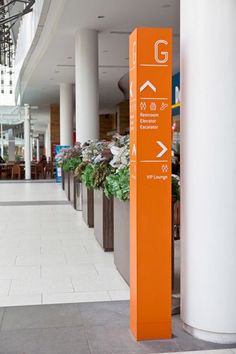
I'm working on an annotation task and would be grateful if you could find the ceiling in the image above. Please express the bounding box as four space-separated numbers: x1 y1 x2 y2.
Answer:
22 0 180 113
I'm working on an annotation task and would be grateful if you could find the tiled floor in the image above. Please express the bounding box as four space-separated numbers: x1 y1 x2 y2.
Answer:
0 301 235 354
0 181 235 354
0 181 130 307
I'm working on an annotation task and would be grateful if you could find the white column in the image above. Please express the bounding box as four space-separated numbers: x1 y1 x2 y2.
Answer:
24 104 31 180
36 138 40 162
31 138 34 162
0 124 3 158
181 0 236 344
8 129 15 162
45 123 51 160
60 83 74 146
75 29 99 142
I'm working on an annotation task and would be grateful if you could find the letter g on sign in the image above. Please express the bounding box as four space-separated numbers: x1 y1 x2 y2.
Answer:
154 40 168 64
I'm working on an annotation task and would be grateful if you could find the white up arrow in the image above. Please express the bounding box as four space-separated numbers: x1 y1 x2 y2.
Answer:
156 141 168 158
140 80 157 93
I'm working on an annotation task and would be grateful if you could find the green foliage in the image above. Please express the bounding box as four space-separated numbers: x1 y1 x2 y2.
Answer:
81 164 95 189
80 162 113 190
104 167 130 201
62 157 81 172
74 161 88 181
92 162 113 190
172 176 180 200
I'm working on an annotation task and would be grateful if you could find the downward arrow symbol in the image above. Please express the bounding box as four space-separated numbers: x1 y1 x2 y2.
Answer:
156 141 168 158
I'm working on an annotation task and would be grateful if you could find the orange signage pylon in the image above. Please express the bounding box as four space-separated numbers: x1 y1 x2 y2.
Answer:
129 28 172 341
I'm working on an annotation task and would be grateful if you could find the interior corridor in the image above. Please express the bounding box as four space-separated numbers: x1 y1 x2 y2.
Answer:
0 181 129 307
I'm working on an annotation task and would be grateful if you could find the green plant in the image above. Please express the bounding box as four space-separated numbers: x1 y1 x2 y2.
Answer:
104 166 130 201
172 175 180 200
80 162 113 190
62 156 81 172
81 164 95 189
92 162 113 189
74 161 88 181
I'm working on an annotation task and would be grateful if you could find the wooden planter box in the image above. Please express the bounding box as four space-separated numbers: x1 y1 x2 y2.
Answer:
74 179 82 211
64 171 70 200
62 169 65 190
82 184 94 228
94 189 114 252
114 199 130 284
67 172 82 211
69 171 75 207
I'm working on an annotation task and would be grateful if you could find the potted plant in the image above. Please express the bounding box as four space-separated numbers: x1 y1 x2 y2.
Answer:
103 135 130 281
55 148 71 199
92 160 115 252
105 165 130 283
80 163 95 228
56 145 82 206
79 140 113 236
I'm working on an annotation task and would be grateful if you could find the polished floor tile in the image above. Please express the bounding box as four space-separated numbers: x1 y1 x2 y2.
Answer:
0 181 129 306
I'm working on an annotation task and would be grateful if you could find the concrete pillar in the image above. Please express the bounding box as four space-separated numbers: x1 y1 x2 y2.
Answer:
181 0 236 344
60 83 74 146
31 138 34 162
36 138 40 162
0 124 4 158
75 29 99 142
45 123 51 160
24 104 31 180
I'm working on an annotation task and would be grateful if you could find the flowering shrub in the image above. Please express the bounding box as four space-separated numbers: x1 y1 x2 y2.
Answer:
55 144 82 172
74 140 114 187
81 140 110 163
104 166 130 201
109 134 130 170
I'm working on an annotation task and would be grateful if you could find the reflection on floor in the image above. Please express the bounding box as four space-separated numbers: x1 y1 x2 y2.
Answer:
0 181 129 307
0 301 235 354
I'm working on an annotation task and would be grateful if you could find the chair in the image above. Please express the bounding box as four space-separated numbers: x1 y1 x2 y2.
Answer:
36 163 46 179
31 164 37 179
0 165 8 180
11 164 21 180
45 162 54 179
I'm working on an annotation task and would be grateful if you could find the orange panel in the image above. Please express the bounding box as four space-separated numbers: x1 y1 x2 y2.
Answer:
129 28 172 341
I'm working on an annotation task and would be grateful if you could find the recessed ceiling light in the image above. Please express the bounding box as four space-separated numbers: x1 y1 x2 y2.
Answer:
98 15 105 19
